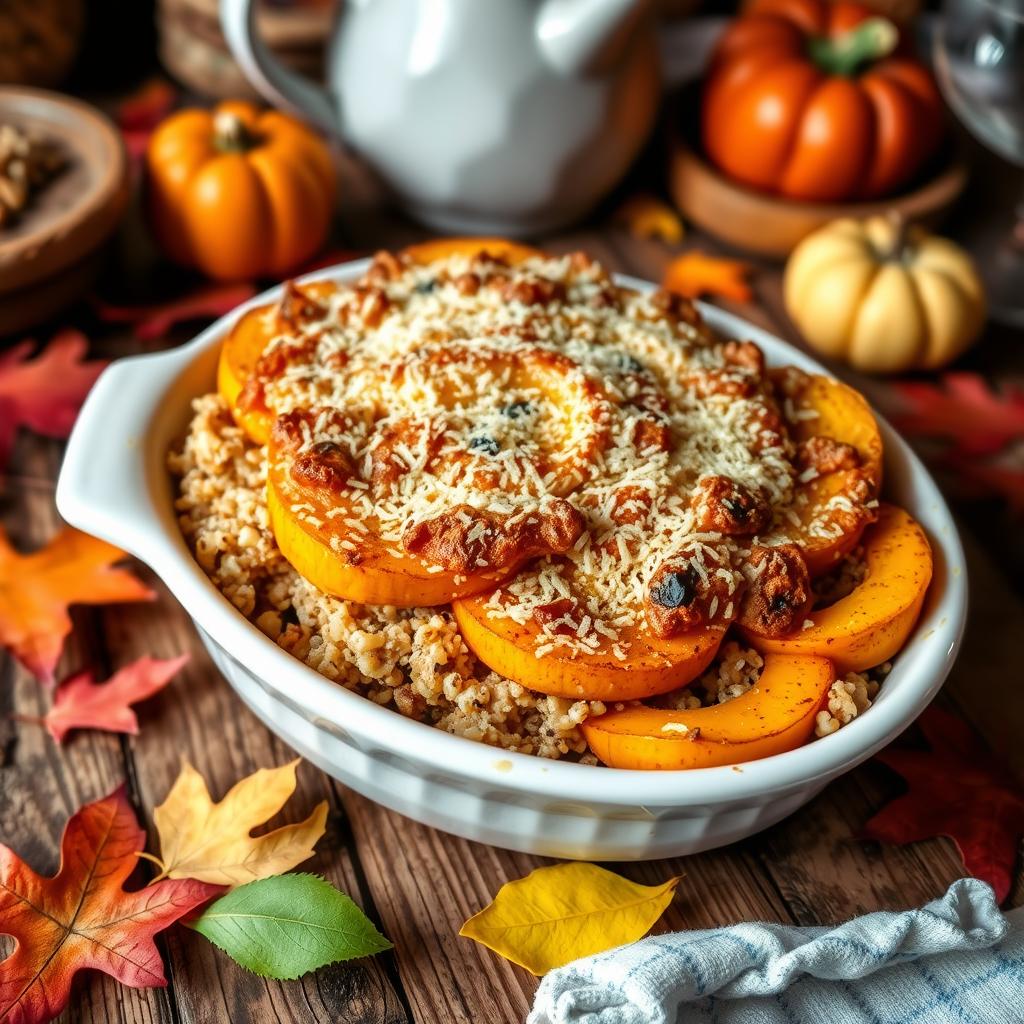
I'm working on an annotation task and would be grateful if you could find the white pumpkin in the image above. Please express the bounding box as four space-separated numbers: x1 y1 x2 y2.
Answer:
784 215 986 374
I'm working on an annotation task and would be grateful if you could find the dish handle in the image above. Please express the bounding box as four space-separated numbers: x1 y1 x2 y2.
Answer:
56 347 196 559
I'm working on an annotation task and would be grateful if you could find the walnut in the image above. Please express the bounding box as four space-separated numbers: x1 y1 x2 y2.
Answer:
402 499 583 574
797 436 862 476
648 288 702 328
290 440 355 493
500 276 565 306
0 123 65 227
691 475 771 536
277 280 327 328
738 544 812 637
722 339 765 377
644 544 739 638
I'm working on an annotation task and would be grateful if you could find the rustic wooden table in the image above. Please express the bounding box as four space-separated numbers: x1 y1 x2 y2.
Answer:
3 157 1024 1024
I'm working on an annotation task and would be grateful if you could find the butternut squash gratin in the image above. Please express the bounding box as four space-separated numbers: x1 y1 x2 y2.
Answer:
169 241 933 769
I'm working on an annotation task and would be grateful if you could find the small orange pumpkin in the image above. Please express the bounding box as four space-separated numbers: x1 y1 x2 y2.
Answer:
702 0 944 202
146 100 335 281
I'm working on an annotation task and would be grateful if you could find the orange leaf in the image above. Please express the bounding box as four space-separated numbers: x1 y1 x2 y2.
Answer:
0 330 107 470
0 788 220 1024
662 251 753 303
614 195 685 245
38 655 190 743
0 526 154 686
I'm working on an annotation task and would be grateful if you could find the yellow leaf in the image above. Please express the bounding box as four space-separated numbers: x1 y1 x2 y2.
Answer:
614 194 685 245
150 758 327 886
663 250 753 303
459 863 680 975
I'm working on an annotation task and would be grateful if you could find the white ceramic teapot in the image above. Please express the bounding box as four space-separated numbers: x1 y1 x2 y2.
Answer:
220 0 660 235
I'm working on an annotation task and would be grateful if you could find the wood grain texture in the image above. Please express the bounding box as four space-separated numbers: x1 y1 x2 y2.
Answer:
2 211 1023 1024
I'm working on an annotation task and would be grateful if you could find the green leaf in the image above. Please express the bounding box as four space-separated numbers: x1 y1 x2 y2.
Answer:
189 873 392 979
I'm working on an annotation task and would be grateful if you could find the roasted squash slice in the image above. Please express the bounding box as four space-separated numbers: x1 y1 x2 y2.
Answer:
740 503 932 673
452 585 726 702
218 279 338 444
401 237 542 265
267 458 517 606
777 373 884 575
219 240 542 445
581 653 835 770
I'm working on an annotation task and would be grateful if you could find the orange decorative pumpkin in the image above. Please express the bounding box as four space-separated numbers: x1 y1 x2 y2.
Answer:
702 0 944 202
146 100 335 281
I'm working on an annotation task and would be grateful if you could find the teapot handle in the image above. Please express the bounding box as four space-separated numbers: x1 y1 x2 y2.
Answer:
220 0 338 135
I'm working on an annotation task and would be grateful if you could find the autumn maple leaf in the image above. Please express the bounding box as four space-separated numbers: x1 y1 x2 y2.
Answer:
662 250 752 303
148 759 327 886
24 655 189 743
0 331 107 471
91 282 256 341
887 374 1024 459
0 787 221 1024
0 526 154 685
863 707 1024 903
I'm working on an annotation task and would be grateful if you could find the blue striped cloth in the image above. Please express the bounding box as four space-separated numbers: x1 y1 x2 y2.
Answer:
529 879 1024 1024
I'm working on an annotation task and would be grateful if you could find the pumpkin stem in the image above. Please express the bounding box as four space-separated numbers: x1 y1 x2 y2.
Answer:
807 17 898 77
213 110 258 153
885 210 912 262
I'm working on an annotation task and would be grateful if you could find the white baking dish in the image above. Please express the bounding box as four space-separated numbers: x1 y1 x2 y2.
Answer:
56 258 967 860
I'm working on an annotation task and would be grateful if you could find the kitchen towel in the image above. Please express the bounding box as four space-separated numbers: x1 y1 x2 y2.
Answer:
529 878 1024 1024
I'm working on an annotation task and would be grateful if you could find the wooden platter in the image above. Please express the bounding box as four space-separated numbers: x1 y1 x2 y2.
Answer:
668 131 968 260
0 87 130 333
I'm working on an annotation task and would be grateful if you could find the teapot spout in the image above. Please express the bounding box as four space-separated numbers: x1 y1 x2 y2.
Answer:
536 0 651 76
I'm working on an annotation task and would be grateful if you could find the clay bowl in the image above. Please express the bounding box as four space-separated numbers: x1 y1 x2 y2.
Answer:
0 87 130 334
669 132 968 260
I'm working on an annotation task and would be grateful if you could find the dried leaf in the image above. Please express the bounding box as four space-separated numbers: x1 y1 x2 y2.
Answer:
0 787 220 1024
863 707 1024 903
0 526 154 685
662 251 752 303
117 78 177 159
888 374 1024 458
150 759 328 885
189 873 391 979
614 195 685 245
34 655 189 743
92 282 257 341
459 863 680 975
950 459 1024 515
0 330 107 470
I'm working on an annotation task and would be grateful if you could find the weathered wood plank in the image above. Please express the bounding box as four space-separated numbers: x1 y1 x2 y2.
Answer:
98 586 409 1024
341 787 796 1024
0 441 175 1024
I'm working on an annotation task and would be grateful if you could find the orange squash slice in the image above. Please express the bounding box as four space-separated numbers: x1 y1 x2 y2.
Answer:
401 237 543 265
777 373 884 575
741 503 932 673
581 653 835 770
267 455 517 607
217 279 338 444
452 586 726 702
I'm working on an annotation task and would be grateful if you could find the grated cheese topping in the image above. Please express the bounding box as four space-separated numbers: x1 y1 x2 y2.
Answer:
245 249 870 660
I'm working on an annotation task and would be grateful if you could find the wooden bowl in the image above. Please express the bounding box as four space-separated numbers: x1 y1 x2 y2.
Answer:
0 87 130 331
669 133 968 259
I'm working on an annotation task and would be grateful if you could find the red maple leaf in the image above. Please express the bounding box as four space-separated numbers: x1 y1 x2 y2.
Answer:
0 788 220 1024
116 78 177 160
21 655 189 743
91 282 257 341
949 459 1024 516
0 331 107 470
0 526 154 685
888 373 1024 458
863 706 1024 903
